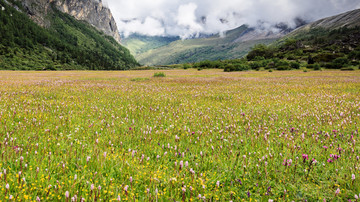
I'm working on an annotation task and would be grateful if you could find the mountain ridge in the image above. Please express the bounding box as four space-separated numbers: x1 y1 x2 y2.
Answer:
21 0 121 43
132 25 285 66
0 0 138 70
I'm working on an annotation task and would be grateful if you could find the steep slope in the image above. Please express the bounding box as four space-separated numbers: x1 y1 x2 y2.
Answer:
21 0 121 43
0 0 138 70
291 8 360 34
135 25 286 66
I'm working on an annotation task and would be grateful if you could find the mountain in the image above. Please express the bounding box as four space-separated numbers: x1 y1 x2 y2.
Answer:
190 8 360 72
0 0 138 70
22 0 121 43
291 8 360 34
133 25 292 66
122 34 180 56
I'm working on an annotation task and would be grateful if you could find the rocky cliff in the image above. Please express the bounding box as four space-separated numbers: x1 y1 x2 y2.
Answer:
21 0 121 43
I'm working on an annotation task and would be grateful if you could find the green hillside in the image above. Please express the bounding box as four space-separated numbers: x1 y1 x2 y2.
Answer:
136 25 277 66
186 25 360 72
0 0 139 70
122 34 179 56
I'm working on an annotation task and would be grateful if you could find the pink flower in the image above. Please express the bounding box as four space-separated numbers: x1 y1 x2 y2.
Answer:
335 188 340 195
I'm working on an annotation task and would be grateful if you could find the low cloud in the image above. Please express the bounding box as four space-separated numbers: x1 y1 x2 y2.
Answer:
107 0 360 38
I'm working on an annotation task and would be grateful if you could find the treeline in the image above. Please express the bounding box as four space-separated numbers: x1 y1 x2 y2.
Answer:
183 26 360 71
0 0 139 70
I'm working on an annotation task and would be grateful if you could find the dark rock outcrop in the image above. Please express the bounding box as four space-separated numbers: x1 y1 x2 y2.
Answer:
21 0 121 43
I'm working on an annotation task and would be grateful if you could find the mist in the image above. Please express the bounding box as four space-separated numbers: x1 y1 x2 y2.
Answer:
106 0 360 38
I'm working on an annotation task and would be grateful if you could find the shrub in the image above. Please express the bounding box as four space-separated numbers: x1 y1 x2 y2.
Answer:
323 63 339 69
333 57 349 67
153 72 166 77
183 63 192 69
307 63 321 70
277 66 291 71
341 67 355 71
290 62 300 69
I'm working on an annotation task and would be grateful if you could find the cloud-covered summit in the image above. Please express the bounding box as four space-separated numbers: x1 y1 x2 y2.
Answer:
106 0 360 38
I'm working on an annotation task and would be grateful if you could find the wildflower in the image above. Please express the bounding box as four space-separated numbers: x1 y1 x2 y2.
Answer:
352 174 355 181
302 154 309 160
6 183 9 189
335 188 340 195
103 152 107 158
74 174 77 180
283 159 292 166
36 196 41 202
129 176 133 183
124 185 129 192
247 191 251 198
87 156 91 162
216 181 220 187
98 186 101 191
91 184 94 190
65 191 70 198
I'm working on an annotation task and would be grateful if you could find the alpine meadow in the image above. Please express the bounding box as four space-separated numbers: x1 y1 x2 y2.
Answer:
1 0 360 201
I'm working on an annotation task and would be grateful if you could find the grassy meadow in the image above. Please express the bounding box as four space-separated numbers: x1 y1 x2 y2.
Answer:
0 69 359 201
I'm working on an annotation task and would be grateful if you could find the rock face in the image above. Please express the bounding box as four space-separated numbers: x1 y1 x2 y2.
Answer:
21 0 121 43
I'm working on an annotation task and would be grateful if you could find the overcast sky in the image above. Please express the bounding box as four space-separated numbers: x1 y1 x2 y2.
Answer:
105 0 360 38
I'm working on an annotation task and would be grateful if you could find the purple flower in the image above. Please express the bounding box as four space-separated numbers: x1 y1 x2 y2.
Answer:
247 191 251 198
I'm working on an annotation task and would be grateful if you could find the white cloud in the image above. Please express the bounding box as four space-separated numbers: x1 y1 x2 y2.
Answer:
107 0 360 38
175 3 203 38
118 17 165 37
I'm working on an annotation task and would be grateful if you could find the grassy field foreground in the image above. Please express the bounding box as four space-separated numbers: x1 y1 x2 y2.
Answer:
0 69 359 201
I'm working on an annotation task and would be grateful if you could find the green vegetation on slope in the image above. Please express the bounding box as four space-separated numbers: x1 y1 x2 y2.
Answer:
181 26 360 72
136 25 277 66
122 34 180 56
0 0 139 70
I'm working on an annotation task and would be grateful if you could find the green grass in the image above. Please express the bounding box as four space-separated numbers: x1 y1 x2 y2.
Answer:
153 72 166 77
0 70 359 201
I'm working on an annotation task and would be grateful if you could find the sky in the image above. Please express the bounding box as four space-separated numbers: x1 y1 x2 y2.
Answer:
105 0 360 39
